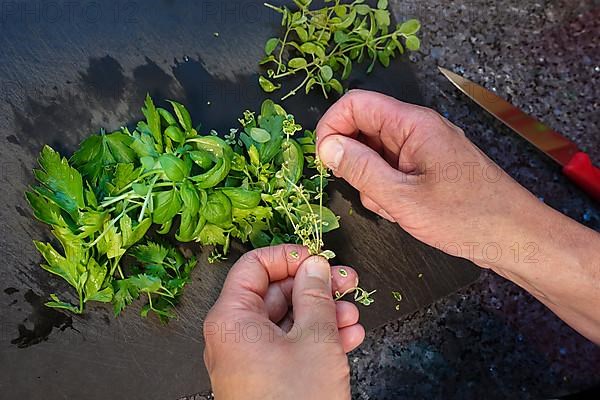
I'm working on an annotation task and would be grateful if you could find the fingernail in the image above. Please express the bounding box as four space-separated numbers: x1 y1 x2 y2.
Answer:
305 257 331 283
319 138 344 170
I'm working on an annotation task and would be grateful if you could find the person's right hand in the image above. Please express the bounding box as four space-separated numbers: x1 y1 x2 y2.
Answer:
317 90 600 344
316 89 547 270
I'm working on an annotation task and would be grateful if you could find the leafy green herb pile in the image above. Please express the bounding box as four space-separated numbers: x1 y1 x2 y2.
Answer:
260 0 421 99
26 96 340 321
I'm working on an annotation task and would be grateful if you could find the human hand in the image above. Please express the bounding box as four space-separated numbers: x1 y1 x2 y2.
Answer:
316 89 545 270
203 244 365 399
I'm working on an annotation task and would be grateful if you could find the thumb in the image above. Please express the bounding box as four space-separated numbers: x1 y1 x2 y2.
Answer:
291 256 337 329
319 134 407 207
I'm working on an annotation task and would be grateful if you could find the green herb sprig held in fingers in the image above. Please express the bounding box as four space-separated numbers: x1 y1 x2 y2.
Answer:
260 0 421 100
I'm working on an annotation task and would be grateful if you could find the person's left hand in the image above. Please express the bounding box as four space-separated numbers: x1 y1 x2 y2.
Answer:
203 244 365 399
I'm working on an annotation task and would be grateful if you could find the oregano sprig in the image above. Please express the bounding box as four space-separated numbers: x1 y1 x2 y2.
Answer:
260 0 421 100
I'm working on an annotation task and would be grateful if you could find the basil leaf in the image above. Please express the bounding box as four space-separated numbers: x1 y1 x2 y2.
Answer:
221 187 261 209
176 207 199 242
159 154 189 182
152 189 182 225
181 181 201 215
188 136 232 188
157 107 177 126
189 149 213 169
165 125 186 144
203 191 232 227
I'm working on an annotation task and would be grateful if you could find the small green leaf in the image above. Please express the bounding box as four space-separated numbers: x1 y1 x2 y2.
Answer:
86 286 113 303
320 250 336 260
297 204 340 233
259 55 276 65
131 242 169 264
167 100 193 132
329 79 344 94
248 144 260 166
250 127 272 143
299 42 319 55
294 27 308 42
399 19 421 35
355 4 371 15
288 57 308 69
405 35 421 51
46 294 81 314
334 31 347 44
129 274 162 293
264 37 279 55
84 258 107 301
121 215 152 248
334 4 347 17
320 65 333 82
340 57 352 80
378 50 391 67
198 223 226 246
377 0 388 9
142 94 163 151
259 76 281 93
374 9 390 27
157 107 177 126
306 77 317 94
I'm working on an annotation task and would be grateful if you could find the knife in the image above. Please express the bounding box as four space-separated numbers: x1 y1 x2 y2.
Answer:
438 66 600 203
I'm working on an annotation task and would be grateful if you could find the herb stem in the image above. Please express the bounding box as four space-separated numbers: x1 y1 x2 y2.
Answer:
138 175 159 222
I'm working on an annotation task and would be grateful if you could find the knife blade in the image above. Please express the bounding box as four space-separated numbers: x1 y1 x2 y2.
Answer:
439 66 600 202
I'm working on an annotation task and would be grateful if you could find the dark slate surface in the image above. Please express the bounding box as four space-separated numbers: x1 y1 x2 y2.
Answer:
348 0 600 399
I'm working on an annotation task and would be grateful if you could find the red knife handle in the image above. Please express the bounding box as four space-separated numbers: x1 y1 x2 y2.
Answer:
562 152 600 203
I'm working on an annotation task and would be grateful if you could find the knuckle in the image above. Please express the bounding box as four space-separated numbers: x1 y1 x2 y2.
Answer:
345 151 372 189
300 287 334 305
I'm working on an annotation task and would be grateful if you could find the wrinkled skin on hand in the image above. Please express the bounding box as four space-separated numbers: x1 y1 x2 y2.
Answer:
204 244 365 400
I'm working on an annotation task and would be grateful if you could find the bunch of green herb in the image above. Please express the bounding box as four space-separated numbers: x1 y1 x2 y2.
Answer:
26 96 343 321
260 0 421 99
